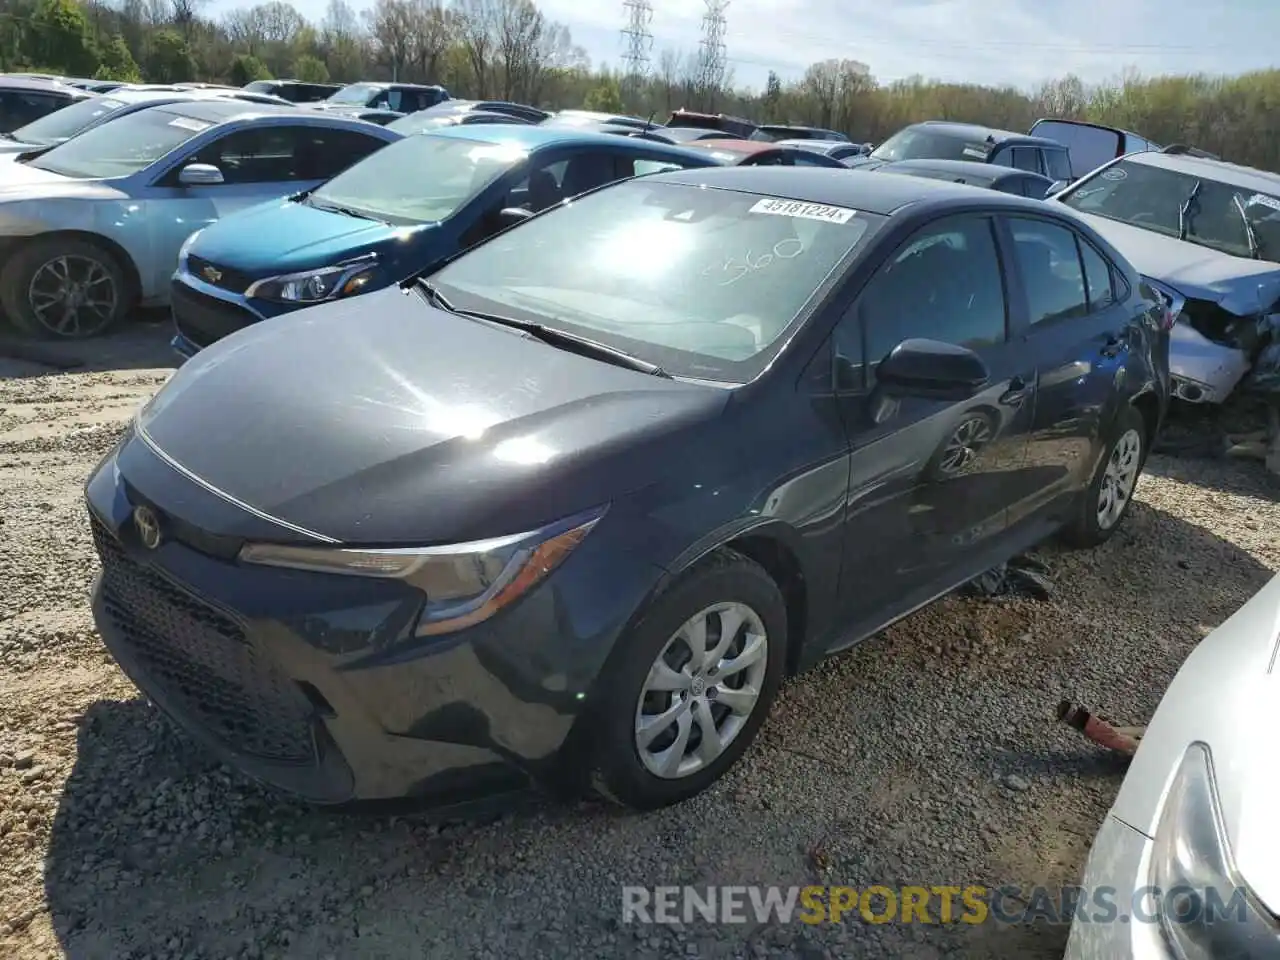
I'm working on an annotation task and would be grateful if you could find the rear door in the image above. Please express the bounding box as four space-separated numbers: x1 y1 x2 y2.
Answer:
827 212 1038 635
997 213 1136 528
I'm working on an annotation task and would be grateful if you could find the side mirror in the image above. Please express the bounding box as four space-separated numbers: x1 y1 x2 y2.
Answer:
496 206 534 228
178 163 224 186
1047 179 1069 197
875 338 989 401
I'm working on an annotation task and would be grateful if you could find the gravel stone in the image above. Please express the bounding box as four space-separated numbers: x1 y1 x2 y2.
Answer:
2 328 1277 960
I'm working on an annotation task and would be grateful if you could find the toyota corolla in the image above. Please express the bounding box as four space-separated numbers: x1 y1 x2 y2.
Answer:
86 167 1171 811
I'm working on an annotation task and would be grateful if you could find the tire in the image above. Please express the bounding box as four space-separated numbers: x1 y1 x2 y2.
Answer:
1061 403 1148 548
0 236 131 340
590 548 788 811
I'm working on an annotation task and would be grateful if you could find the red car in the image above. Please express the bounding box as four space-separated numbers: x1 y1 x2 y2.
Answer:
681 138 848 168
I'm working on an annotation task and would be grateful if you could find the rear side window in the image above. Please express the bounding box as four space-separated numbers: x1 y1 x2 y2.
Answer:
1079 240 1117 309
632 157 692 176
1010 147 1042 173
1007 218 1089 325
1043 149 1072 181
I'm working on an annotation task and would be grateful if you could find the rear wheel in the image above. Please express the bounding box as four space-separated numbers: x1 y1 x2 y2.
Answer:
1061 404 1147 547
590 549 787 810
0 237 131 339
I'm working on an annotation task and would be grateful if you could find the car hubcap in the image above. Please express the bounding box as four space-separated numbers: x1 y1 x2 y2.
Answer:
28 254 118 338
634 601 769 780
1097 428 1142 530
939 416 993 474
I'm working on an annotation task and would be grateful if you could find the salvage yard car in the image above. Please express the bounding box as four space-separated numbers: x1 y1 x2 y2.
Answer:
873 158 1057 198
1053 150 1280 403
0 100 400 339
169 125 718 356
681 138 850 168
1065 573 1280 960
86 168 1171 812
849 121 1074 186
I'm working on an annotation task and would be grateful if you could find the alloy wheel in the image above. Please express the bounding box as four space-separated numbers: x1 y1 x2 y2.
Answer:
27 254 119 338
634 601 769 780
1096 428 1142 530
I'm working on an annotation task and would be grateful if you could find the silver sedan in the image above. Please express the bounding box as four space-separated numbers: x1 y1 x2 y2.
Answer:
0 99 400 339
1065 572 1280 959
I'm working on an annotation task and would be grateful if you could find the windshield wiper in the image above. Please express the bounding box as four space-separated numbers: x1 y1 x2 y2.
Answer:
1232 193 1261 259
305 196 384 222
416 279 671 378
1178 179 1202 241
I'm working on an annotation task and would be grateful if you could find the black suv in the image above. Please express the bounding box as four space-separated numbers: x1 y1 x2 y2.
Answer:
849 121 1073 184
242 79 341 103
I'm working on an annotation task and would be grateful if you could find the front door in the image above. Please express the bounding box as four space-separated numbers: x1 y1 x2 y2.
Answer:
829 213 1038 639
999 214 1138 526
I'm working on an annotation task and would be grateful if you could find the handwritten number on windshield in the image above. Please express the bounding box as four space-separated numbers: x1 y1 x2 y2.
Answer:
704 238 805 286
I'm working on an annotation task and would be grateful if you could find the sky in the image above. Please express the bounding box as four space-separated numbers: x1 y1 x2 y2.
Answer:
208 0 1280 93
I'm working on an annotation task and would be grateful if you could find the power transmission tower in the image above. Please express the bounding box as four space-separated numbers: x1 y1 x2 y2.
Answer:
620 0 654 112
696 0 729 110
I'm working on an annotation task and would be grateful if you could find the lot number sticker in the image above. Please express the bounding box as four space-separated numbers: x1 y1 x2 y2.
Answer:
749 198 856 224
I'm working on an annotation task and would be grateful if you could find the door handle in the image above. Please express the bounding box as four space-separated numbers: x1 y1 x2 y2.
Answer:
1100 332 1125 358
999 376 1029 406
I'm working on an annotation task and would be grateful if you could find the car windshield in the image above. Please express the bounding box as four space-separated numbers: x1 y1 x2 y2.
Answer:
25 107 212 178
308 133 525 224
429 180 883 382
327 83 380 106
871 127 989 163
1061 158 1280 261
9 95 131 146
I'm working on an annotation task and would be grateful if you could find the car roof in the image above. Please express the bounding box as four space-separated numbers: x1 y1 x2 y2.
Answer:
0 75 90 95
425 122 702 157
94 86 204 103
878 158 1021 181
1123 150 1280 194
913 120 1063 149
686 138 776 154
153 99 336 124
651 165 1053 216
777 138 849 149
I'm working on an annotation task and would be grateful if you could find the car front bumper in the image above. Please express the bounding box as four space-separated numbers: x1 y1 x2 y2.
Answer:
169 271 273 358
84 436 653 807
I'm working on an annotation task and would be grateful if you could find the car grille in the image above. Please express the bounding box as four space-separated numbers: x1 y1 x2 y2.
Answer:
170 280 260 350
186 255 255 295
91 515 316 765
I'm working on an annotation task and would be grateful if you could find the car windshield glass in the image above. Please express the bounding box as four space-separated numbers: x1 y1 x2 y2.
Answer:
25 107 211 178
9 95 129 145
243 81 275 94
309 133 525 224
1061 159 1280 261
386 113 458 135
327 83 380 105
430 180 883 382
871 127 989 163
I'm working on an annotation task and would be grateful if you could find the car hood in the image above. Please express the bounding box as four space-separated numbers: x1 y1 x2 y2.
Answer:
189 198 432 277
0 160 118 200
1067 210 1280 310
1110 574 1280 914
135 286 724 545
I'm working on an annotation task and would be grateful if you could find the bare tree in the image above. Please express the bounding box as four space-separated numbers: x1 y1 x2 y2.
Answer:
364 0 412 80
454 0 497 98
404 0 453 85
494 0 545 102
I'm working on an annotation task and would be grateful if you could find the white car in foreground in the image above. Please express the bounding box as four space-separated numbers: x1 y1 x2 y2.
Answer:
1065 573 1280 958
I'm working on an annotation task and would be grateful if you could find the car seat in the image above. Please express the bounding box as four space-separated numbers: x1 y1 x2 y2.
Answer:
560 154 619 199
524 169 562 212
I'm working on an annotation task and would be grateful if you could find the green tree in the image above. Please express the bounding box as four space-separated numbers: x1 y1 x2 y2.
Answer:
229 52 271 85
582 77 623 114
292 54 330 83
27 0 97 76
93 34 141 83
145 29 196 83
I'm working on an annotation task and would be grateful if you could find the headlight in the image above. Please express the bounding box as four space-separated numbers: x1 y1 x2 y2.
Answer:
1149 743 1278 957
245 256 377 304
238 506 605 636
178 228 203 262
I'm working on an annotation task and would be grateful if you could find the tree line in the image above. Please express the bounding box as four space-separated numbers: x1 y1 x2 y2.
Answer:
5 0 1280 173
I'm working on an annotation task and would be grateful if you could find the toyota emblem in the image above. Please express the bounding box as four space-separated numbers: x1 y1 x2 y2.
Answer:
133 505 162 550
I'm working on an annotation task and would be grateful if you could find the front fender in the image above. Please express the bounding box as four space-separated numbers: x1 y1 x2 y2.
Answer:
0 198 148 293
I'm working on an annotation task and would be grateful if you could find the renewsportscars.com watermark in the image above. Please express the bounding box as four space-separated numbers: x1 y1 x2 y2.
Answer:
622 885 1252 926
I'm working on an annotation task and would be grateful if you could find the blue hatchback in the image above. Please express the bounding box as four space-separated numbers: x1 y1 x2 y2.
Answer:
170 125 721 355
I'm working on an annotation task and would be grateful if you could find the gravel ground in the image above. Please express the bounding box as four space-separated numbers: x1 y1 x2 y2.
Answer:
1 328 1277 960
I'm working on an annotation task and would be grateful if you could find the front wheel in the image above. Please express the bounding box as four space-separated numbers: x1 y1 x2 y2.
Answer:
590 549 787 810
0 237 131 339
1061 404 1147 548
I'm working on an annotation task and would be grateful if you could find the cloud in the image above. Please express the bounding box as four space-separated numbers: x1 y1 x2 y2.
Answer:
211 0 1280 92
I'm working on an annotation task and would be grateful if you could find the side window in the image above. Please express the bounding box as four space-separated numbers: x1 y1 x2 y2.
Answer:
368 89 390 109
631 157 685 176
505 158 569 213
1007 218 1090 326
1078 239 1117 310
791 152 830 167
0 91 63 128
1043 148 1072 182
748 151 789 167
1011 147 1042 173
188 126 311 184
308 129 386 179
861 215 1008 369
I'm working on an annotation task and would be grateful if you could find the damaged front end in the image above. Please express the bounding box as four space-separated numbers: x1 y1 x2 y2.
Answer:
1143 274 1280 403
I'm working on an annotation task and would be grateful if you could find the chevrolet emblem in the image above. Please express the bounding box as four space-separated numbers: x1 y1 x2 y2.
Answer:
201 264 222 284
